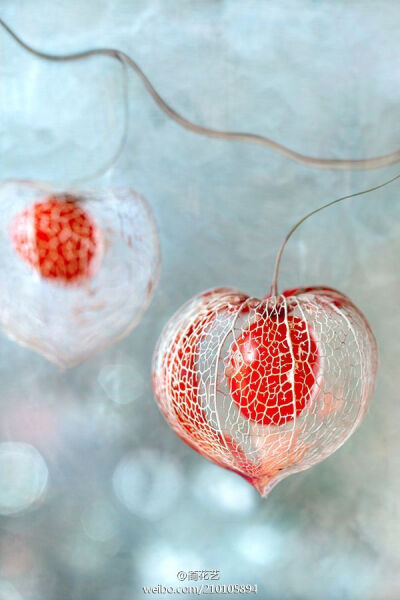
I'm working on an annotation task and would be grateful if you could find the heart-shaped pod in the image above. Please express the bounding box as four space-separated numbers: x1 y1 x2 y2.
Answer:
0 180 160 367
152 286 377 496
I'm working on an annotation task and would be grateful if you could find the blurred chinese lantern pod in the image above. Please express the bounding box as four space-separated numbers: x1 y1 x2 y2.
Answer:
152 286 377 496
0 180 160 367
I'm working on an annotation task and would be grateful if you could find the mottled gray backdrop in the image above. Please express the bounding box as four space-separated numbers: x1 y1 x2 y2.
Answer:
0 1 400 599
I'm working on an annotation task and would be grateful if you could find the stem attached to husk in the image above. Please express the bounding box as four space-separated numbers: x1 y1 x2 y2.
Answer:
269 171 400 297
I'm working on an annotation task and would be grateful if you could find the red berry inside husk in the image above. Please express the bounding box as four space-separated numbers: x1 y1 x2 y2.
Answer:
226 315 320 426
10 195 101 284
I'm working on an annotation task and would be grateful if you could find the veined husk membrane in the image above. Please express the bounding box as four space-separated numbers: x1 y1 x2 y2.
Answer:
152 286 377 496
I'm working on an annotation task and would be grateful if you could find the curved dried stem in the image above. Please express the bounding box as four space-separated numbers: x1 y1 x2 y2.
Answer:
2 18 400 171
270 171 400 296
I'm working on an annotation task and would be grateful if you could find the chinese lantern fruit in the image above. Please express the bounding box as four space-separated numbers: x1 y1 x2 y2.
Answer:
0 180 160 367
227 315 320 427
152 286 377 496
10 195 101 284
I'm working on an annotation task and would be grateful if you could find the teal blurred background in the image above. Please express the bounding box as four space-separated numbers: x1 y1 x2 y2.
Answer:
0 1 400 598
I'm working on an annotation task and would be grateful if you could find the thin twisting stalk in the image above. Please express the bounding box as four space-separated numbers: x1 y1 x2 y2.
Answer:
2 17 400 171
270 171 400 296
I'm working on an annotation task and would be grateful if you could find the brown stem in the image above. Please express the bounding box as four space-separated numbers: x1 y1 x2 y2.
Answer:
270 171 400 296
2 18 400 171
